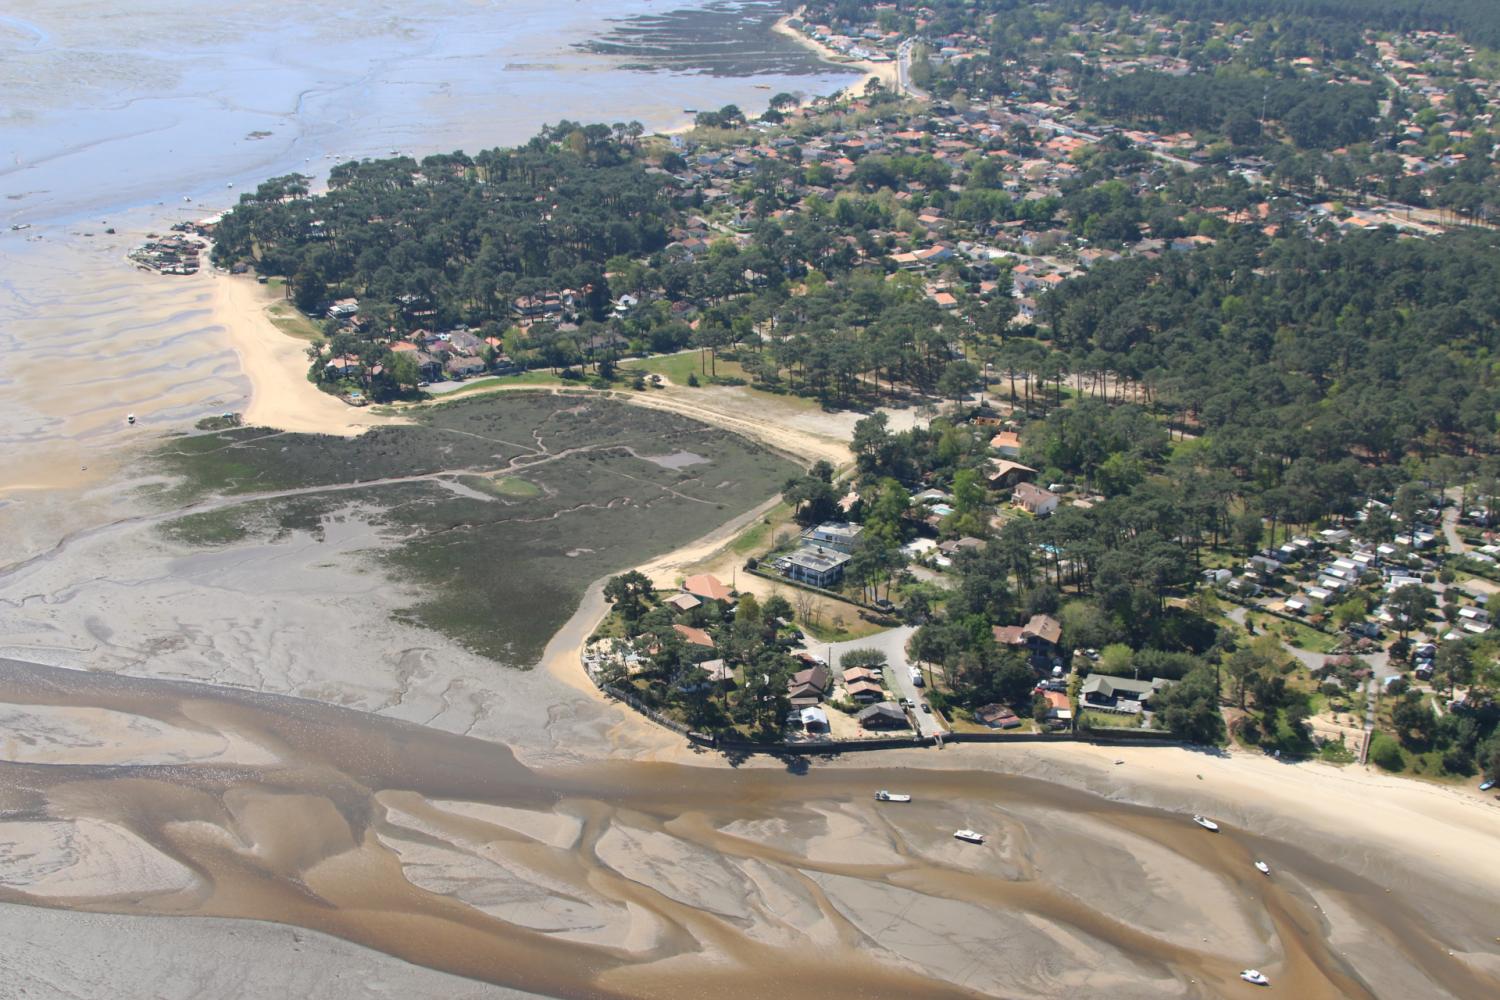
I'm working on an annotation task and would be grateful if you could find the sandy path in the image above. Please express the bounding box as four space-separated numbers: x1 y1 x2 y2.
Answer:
211 272 390 436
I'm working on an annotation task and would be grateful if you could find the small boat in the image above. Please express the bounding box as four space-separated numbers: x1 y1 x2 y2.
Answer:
1254 861 1271 876
1193 815 1220 832
126 413 136 425
874 790 911 802
1240 969 1269 985
953 829 985 844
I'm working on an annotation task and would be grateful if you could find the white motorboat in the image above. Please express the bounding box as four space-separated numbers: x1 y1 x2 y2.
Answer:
1255 861 1271 876
953 829 985 844
1193 815 1220 832
126 413 136 425
1240 969 1269 985
874 790 911 802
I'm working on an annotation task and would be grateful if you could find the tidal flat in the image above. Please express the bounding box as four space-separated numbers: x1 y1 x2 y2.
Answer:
586 0 834 77
151 390 798 665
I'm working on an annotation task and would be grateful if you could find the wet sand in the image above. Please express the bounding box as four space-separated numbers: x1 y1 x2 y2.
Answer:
3 657 1497 999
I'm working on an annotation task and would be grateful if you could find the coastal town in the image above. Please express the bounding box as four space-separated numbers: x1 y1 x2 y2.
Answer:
207 1 1500 414
190 0 1500 786
9 1 1500 998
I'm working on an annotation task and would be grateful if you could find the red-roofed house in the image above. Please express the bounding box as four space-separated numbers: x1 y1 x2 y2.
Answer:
673 624 715 648
682 573 735 604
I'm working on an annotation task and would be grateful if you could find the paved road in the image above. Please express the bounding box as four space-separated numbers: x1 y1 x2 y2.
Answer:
896 38 926 100
1442 486 1469 554
812 625 945 736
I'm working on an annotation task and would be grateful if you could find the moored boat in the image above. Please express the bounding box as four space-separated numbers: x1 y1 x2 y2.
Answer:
1193 815 1219 831
874 790 911 802
1255 861 1271 876
953 828 984 843
1240 969 1269 985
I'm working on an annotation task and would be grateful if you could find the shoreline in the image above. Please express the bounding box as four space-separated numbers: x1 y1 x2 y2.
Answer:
210 270 392 437
528 451 1500 909
770 11 900 97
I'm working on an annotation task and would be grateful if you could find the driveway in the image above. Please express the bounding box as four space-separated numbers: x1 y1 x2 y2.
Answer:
811 626 945 737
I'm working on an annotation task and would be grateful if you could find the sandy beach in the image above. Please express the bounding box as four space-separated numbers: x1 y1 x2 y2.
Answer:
210 272 391 436
771 11 902 97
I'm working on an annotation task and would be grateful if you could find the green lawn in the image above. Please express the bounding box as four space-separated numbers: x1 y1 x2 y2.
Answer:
1245 612 1338 654
266 300 323 342
1080 709 1143 729
799 613 887 643
438 371 570 396
621 352 747 385
731 502 793 556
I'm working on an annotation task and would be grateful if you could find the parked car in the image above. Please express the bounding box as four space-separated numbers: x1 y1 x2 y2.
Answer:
920 703 933 714
1481 780 1496 791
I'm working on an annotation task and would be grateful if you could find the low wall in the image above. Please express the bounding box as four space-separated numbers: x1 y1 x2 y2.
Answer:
944 730 1075 744
1083 728 1189 744
598 683 691 735
688 731 933 754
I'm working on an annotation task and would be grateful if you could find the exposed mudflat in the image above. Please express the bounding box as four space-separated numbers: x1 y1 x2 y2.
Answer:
1 657 1497 999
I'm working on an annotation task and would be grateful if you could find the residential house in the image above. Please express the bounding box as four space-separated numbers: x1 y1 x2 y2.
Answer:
846 679 885 703
665 593 702 613
788 664 833 706
990 431 1023 458
856 702 910 730
802 521 864 554
975 704 1022 729
784 546 851 588
1013 482 1059 516
992 614 1062 656
324 355 362 378
673 624 715 649
986 458 1037 490
444 355 486 379
1023 613 1062 651
1039 689 1072 724
683 573 735 605
938 537 985 558
787 705 830 734
1079 674 1173 713
696 659 736 686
